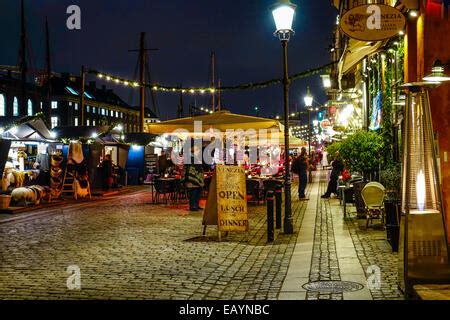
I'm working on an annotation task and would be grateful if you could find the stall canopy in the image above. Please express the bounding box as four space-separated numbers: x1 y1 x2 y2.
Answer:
124 132 157 146
52 126 110 141
146 110 284 135
1 119 54 142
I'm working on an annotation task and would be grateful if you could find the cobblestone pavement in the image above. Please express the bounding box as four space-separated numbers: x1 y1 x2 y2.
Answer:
345 215 404 300
0 183 309 300
323 176 404 300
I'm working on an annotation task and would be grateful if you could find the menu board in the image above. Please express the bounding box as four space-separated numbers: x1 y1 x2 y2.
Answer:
203 165 249 235
145 154 158 174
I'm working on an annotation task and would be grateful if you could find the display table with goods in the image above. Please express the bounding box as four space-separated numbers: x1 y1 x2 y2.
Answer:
0 119 64 213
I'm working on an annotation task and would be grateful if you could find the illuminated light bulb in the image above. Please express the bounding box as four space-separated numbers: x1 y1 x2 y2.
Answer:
123 81 129 86
200 90 205 94
409 10 418 18
106 76 111 81
153 86 158 90
416 170 426 212
98 74 104 78
210 88 216 93
133 82 139 87
399 30 405 36
91 132 98 138
114 79 120 83
182 90 186 93
172 88 176 92
190 89 195 94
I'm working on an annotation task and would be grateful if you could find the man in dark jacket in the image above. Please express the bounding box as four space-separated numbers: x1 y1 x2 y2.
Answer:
292 147 309 200
322 151 345 199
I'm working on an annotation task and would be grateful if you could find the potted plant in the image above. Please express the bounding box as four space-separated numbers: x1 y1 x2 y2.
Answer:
380 164 402 252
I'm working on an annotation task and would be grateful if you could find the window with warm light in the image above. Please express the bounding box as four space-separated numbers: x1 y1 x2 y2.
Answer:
51 101 58 109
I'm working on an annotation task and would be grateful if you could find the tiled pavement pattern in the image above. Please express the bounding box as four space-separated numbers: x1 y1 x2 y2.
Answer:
0 183 310 300
306 189 343 300
318 175 404 300
345 217 404 300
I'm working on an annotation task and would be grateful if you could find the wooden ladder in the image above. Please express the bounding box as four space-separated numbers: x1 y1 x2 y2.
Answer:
61 169 76 199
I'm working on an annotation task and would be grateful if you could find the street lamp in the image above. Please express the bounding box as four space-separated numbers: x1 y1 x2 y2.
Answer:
272 0 296 235
304 86 314 182
304 86 314 154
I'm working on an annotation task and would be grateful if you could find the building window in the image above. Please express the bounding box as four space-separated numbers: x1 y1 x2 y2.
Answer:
51 101 58 109
13 97 19 116
74 117 79 126
27 99 33 116
87 105 90 113
93 106 96 113
115 111 119 118
74 103 78 110
110 110 114 117
40 102 43 110
86 119 90 126
0 94 5 116
51 117 59 129
69 102 72 106
92 120 96 126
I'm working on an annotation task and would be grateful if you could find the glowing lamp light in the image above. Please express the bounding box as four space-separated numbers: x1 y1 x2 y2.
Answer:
91 132 98 139
272 1 296 34
321 75 332 88
49 131 57 139
106 76 111 81
409 10 418 18
423 60 450 83
98 74 104 78
132 82 139 87
416 170 426 212
304 86 313 108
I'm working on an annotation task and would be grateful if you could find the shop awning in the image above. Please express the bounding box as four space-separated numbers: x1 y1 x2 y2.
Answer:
146 110 283 135
52 126 110 140
124 133 157 146
339 39 386 76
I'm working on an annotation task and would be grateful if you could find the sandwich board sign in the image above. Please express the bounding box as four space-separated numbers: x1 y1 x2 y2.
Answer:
202 165 249 241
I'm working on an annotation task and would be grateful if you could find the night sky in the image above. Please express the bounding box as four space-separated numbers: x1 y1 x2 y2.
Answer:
0 0 337 121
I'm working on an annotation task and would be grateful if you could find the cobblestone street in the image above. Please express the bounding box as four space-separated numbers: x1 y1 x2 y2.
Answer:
0 171 404 300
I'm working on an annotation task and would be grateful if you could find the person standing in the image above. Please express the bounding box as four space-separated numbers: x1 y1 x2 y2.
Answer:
292 147 309 200
322 151 345 199
184 144 205 211
101 154 114 191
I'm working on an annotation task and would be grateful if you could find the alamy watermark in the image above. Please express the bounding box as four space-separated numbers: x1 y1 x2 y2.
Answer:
66 265 81 290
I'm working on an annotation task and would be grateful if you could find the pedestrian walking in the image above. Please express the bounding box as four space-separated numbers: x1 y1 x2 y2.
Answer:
321 151 345 199
292 147 309 200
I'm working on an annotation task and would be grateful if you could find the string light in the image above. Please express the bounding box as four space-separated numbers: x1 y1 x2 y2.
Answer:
89 61 336 95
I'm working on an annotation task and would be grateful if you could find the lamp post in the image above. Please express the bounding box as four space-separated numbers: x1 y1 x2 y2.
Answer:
272 0 296 235
304 86 314 183
304 86 313 155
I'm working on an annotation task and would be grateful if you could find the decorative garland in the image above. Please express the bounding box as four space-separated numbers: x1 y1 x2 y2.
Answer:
88 62 338 94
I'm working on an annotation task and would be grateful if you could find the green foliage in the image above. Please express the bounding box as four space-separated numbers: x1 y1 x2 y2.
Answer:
326 131 383 174
380 163 401 200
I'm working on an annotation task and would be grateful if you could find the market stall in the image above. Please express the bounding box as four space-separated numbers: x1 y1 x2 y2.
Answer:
0 118 61 211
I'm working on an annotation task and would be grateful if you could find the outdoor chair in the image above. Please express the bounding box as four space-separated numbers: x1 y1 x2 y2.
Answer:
154 179 175 205
361 182 386 228
246 179 262 204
